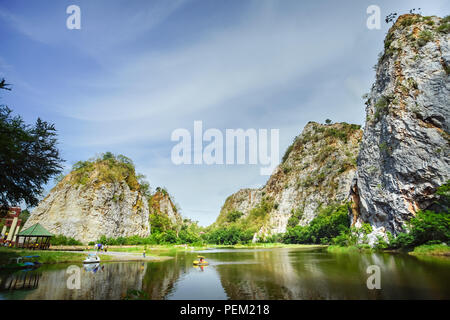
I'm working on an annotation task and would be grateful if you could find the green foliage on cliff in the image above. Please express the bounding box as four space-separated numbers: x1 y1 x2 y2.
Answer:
281 122 361 166
287 208 303 228
216 199 273 233
207 199 275 244
437 15 450 33
417 30 434 46
69 153 150 197
150 212 174 233
377 181 450 249
227 210 244 223
282 203 350 244
281 144 294 163
399 15 421 28
374 95 394 122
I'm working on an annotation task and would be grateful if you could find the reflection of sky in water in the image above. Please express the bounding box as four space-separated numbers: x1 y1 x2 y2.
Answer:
0 248 449 300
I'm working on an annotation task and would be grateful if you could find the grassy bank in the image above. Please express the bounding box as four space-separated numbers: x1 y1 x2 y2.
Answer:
326 245 368 254
0 247 96 265
208 243 326 249
409 244 450 257
0 247 173 265
327 244 450 257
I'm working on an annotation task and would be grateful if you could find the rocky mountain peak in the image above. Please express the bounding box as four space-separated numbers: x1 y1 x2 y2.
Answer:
354 14 449 242
23 154 150 244
215 121 363 239
149 188 182 226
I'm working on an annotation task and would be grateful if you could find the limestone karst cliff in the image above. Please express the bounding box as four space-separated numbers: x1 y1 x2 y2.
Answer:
149 188 182 226
214 14 449 244
214 122 363 239
353 14 450 243
23 154 150 243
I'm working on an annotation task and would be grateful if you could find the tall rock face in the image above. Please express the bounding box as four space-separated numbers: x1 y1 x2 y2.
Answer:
149 189 182 225
24 157 150 243
354 14 450 241
215 122 363 239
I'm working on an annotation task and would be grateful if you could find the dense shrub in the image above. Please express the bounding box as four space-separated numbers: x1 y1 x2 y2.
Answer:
205 226 253 245
283 203 350 244
50 235 83 246
382 181 450 249
386 210 449 249
149 213 173 233
227 210 244 223
287 208 303 228
282 144 294 163
94 222 203 246
70 152 147 193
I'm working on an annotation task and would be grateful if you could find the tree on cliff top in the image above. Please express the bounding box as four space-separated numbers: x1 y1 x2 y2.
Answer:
0 79 64 215
70 152 151 198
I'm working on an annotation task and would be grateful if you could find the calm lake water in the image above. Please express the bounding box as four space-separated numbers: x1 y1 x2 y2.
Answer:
0 247 449 300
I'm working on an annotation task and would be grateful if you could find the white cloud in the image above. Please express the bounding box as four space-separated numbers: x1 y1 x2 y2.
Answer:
5 0 450 225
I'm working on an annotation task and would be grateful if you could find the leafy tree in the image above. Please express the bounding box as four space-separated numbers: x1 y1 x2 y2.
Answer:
19 209 30 224
385 181 450 249
287 208 303 228
283 203 350 244
227 210 243 223
149 213 173 233
0 79 63 214
206 226 253 245
50 234 82 245
136 173 151 199
102 152 115 161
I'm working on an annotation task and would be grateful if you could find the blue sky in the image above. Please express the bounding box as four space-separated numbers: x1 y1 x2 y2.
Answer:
0 0 449 226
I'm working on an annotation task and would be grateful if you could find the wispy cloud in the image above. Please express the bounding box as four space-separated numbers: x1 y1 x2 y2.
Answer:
2 0 449 225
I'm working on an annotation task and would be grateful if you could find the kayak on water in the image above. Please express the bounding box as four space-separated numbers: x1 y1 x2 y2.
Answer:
193 255 209 266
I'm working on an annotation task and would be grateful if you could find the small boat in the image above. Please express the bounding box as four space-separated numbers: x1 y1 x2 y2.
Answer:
1 256 41 270
193 255 209 266
83 253 100 264
83 262 100 273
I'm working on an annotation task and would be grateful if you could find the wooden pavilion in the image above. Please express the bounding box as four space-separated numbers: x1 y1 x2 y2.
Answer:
16 223 53 250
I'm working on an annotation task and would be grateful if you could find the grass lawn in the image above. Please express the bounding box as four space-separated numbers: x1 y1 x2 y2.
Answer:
0 247 94 265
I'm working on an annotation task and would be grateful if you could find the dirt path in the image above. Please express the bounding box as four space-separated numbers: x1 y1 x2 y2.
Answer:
63 251 173 262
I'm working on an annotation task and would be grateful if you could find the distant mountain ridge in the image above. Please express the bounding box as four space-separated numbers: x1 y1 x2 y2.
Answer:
214 121 363 240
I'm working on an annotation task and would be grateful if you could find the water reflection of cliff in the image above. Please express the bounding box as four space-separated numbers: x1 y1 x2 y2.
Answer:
214 248 378 299
214 249 309 300
1 249 448 300
214 248 450 300
1 263 148 300
0 271 41 291
141 253 191 299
